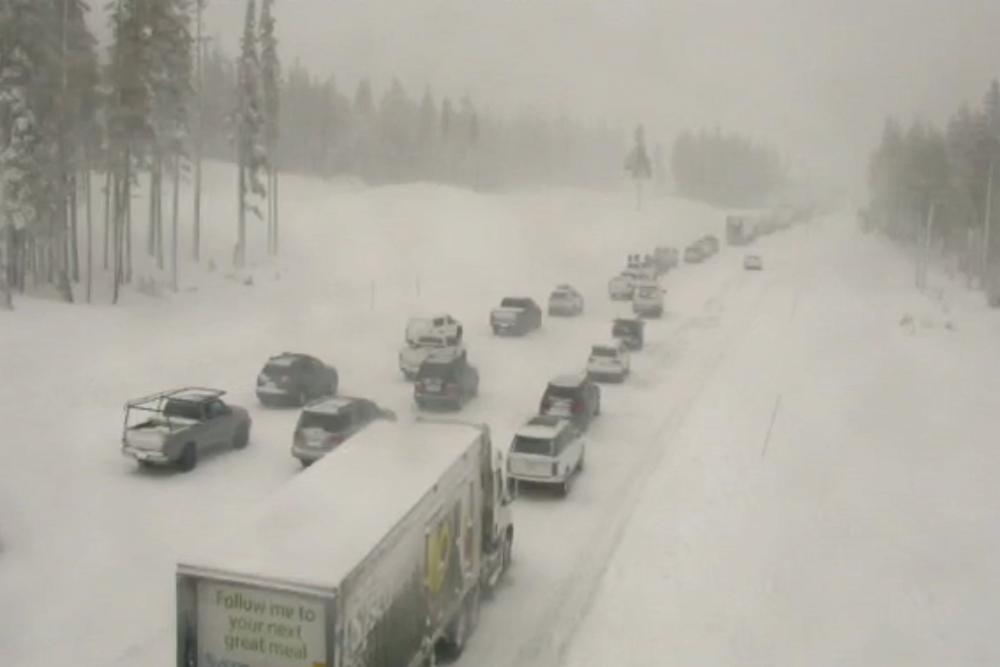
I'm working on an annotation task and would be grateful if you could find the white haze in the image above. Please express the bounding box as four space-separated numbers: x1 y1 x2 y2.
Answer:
97 0 1000 194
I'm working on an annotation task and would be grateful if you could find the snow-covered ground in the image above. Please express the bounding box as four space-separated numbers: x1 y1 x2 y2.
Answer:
2 164 999 666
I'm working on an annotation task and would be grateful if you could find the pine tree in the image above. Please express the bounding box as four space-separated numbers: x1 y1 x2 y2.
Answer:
107 0 154 302
625 124 652 210
234 0 266 267
259 0 280 255
0 0 64 306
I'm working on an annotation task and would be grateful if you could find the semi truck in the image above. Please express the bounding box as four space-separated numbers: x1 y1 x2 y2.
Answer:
176 419 515 667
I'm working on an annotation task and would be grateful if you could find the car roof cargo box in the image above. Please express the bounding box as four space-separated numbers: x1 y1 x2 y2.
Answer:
177 420 483 592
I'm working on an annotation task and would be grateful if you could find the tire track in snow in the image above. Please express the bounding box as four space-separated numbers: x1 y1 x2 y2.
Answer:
503 277 776 667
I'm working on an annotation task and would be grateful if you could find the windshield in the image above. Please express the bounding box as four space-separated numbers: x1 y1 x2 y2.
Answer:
591 347 618 358
500 298 529 308
545 384 581 401
613 322 638 336
638 287 659 298
512 436 554 456
162 399 203 421
263 362 294 377
417 362 453 380
417 336 448 347
296 411 348 433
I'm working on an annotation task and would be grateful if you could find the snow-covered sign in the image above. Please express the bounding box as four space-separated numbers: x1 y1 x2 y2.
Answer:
195 580 327 667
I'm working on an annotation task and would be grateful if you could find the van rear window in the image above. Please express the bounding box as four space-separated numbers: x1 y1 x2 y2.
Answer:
512 436 554 456
297 412 348 433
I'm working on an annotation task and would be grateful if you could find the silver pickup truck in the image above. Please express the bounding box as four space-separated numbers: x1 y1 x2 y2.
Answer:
122 388 252 472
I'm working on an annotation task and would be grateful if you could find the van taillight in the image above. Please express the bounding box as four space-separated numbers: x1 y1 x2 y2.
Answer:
326 433 344 446
445 382 458 394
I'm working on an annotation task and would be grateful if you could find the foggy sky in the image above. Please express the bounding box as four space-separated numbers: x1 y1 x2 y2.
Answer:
104 0 1000 194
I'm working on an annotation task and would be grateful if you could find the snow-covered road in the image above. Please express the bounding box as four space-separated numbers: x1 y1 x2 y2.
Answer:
2 167 999 667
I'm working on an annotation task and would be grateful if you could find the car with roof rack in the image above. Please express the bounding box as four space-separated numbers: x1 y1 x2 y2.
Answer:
255 352 338 406
122 388 251 471
507 415 587 496
291 396 397 466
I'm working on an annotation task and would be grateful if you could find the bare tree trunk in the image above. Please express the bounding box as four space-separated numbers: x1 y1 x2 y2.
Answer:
86 169 93 303
1 223 12 310
171 156 180 291
237 163 246 267
273 170 279 255
148 168 157 257
194 150 202 262
68 174 80 282
156 159 165 271
103 169 111 270
125 173 133 284
193 0 204 263
266 165 273 254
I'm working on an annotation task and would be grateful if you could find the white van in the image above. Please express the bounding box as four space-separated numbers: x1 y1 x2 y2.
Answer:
507 416 586 496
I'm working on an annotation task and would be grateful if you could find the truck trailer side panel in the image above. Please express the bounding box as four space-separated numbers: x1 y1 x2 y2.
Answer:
339 440 483 667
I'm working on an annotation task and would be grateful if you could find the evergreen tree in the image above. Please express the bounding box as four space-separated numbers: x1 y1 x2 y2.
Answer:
259 0 280 255
234 0 266 267
107 0 154 301
0 0 62 305
625 124 652 210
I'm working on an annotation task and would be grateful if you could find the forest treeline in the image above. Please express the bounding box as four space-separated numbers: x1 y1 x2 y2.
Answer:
199 49 624 189
0 1 625 309
671 129 785 208
865 79 1000 279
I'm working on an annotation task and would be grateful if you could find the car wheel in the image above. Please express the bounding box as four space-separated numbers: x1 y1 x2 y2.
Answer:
177 443 197 472
232 424 250 450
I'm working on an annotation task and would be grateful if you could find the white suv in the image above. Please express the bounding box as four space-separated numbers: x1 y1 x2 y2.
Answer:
508 416 586 496
586 339 630 383
632 280 664 318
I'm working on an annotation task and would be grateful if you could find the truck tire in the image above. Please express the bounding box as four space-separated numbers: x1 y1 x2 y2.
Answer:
442 589 480 658
232 424 249 450
178 443 197 472
502 530 514 574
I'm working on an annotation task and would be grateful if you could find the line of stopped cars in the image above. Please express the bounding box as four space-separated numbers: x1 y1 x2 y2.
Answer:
121 217 775 476
120 210 807 667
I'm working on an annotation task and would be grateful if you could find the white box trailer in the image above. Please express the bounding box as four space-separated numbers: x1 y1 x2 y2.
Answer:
176 419 514 667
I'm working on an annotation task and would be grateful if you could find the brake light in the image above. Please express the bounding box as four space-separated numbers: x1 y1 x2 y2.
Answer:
294 431 305 446
326 433 344 446
541 398 552 411
572 401 584 414
444 382 458 394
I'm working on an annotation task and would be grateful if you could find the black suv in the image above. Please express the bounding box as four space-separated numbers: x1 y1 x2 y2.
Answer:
291 396 396 466
256 352 339 406
539 373 601 431
415 352 480 410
